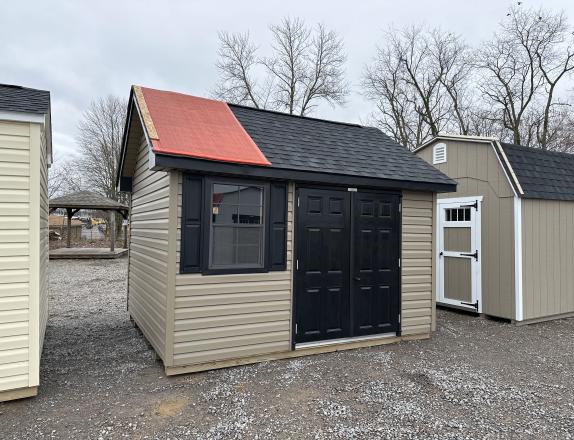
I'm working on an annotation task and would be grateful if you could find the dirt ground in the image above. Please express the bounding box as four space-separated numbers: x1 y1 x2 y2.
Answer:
1 259 574 439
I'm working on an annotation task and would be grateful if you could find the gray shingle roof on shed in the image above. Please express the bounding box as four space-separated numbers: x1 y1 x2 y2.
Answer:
0 84 50 114
49 191 128 210
501 143 574 201
229 104 455 187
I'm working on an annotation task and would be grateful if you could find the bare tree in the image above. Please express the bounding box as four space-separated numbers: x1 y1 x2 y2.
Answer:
476 7 574 147
214 17 348 116
75 96 127 201
48 154 85 198
362 26 470 149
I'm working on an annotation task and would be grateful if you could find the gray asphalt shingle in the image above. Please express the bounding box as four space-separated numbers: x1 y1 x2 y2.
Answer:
0 83 50 114
229 104 455 187
501 143 574 201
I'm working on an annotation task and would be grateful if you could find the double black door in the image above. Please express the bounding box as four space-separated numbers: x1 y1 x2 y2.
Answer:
295 187 400 344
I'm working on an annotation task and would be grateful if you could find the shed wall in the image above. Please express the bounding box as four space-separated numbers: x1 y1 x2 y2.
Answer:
521 199 574 320
172 174 294 367
417 140 516 319
168 180 434 371
0 121 32 392
127 134 170 360
401 191 435 335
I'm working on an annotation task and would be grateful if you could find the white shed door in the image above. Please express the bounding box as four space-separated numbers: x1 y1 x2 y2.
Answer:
437 197 482 312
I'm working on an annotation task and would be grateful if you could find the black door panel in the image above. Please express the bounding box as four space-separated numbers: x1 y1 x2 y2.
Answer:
295 187 400 344
353 193 400 336
295 188 351 343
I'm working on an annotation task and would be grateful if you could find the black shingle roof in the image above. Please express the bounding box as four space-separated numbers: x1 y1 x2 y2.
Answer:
501 143 574 201
0 84 50 114
229 104 455 188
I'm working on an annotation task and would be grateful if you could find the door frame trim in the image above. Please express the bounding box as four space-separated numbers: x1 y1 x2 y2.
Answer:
436 196 483 313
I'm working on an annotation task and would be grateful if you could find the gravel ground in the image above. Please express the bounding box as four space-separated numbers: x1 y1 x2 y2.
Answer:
1 259 574 439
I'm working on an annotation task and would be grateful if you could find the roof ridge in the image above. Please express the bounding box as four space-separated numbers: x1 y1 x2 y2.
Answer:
227 103 364 128
0 83 50 93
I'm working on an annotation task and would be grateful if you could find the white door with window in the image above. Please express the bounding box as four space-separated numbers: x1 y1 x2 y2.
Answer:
437 197 482 312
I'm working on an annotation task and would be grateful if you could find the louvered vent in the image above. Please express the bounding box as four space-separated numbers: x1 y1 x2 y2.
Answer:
433 142 447 164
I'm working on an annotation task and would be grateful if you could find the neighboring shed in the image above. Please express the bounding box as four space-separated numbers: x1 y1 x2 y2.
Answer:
416 135 574 324
117 85 455 375
0 84 51 401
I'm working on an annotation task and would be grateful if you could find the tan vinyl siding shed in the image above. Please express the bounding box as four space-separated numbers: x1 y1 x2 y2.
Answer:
0 84 51 401
118 86 455 374
416 135 574 324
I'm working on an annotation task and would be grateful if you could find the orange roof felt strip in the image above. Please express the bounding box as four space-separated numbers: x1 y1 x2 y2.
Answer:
138 86 271 167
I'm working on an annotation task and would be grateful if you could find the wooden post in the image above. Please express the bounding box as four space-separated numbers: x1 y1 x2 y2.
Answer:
66 208 72 248
122 212 128 249
110 211 116 252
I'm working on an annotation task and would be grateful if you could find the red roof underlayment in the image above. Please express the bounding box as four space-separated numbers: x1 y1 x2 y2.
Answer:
139 87 271 166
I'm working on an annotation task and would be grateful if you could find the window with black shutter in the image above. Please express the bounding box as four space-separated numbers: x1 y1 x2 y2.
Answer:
180 175 287 274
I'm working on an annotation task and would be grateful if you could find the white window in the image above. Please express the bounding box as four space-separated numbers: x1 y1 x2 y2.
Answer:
433 142 447 164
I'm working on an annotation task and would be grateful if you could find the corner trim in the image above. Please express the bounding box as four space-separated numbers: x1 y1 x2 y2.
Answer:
514 196 523 321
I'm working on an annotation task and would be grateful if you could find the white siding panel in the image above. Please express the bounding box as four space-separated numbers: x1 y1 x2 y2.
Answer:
0 121 32 392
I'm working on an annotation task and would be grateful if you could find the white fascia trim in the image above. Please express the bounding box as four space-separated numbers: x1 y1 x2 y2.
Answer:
415 134 499 152
0 110 45 124
493 141 524 196
514 196 524 321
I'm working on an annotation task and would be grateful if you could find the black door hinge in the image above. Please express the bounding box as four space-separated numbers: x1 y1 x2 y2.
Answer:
460 250 478 261
461 300 479 311
461 201 478 210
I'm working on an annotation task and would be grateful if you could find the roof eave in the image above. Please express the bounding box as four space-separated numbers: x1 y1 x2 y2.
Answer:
154 153 457 193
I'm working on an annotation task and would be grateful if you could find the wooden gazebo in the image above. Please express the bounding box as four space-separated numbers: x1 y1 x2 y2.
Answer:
49 191 129 257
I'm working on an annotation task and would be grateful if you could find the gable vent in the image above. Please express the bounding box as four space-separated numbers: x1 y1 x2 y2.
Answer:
433 142 447 164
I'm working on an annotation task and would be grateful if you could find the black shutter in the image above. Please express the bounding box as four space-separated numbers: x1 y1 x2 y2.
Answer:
268 182 288 271
180 175 203 273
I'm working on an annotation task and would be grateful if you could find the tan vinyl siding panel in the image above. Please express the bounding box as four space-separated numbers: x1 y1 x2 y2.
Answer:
401 191 434 335
39 129 49 353
172 176 294 367
521 199 574 320
127 133 170 361
417 140 516 319
0 121 32 392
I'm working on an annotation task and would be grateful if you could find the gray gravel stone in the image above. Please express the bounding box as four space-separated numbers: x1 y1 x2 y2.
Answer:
1 258 573 439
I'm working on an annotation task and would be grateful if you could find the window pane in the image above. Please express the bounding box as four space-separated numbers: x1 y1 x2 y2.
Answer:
211 226 235 266
213 184 240 204
464 208 471 221
213 204 238 224
237 245 261 265
452 209 458 221
238 186 262 205
237 204 263 224
446 209 451 221
210 182 265 269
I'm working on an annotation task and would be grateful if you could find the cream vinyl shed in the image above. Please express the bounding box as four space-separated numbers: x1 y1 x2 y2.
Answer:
0 84 51 401
117 85 456 375
416 135 574 324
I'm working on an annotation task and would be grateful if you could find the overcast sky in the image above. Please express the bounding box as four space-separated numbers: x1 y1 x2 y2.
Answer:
1 0 573 157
